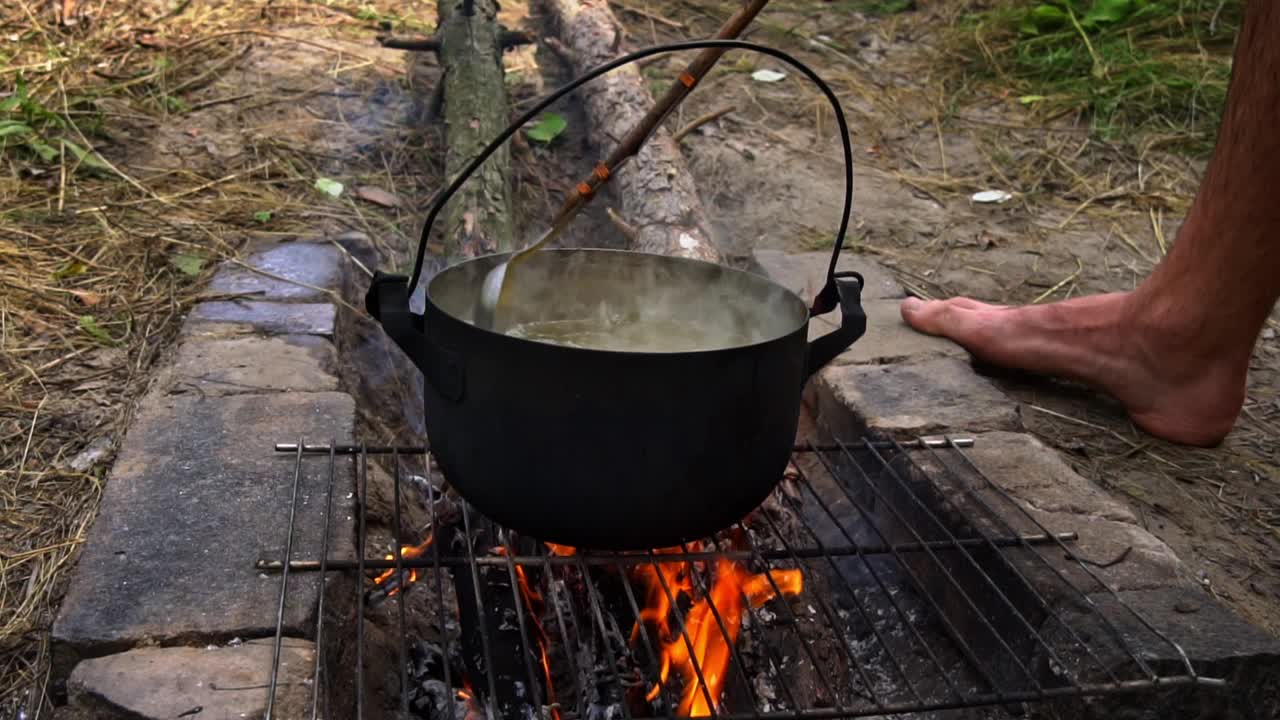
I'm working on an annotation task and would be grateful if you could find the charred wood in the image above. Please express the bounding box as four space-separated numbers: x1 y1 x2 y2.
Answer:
452 528 547 719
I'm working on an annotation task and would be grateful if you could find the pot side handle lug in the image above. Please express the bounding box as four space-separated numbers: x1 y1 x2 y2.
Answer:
804 272 867 380
365 272 465 402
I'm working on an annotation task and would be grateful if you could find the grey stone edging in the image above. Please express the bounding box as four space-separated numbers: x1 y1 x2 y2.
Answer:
51 240 356 719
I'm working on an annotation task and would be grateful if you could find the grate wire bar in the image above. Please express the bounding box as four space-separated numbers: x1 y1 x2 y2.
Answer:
260 429 1225 720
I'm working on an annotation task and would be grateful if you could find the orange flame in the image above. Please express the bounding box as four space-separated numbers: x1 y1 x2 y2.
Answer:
632 554 803 717
372 533 434 596
457 679 484 720
546 542 577 557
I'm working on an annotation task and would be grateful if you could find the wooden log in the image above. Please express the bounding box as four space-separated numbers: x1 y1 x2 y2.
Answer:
542 0 725 263
377 29 535 53
437 0 517 262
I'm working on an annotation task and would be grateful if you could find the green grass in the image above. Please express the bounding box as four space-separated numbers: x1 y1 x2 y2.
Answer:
0 77 109 174
837 0 917 15
951 0 1242 154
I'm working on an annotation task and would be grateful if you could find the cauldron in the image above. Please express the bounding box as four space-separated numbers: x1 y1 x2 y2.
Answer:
366 39 866 549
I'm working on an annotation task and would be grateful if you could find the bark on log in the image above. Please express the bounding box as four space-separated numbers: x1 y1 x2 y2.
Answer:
438 0 517 262
543 0 722 263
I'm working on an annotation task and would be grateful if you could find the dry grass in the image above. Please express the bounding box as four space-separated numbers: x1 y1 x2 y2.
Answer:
1 1 440 714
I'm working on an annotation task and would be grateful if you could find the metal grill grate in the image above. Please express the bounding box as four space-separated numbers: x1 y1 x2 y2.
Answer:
257 426 1225 719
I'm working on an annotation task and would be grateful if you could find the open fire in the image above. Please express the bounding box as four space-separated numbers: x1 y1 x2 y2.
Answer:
371 533 802 718
633 553 803 716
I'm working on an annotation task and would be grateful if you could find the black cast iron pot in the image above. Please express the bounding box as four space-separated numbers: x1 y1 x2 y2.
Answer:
366 40 868 549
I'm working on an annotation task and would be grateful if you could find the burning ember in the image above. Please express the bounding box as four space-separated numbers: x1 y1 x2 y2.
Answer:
371 533 434 598
374 534 800 718
632 552 803 716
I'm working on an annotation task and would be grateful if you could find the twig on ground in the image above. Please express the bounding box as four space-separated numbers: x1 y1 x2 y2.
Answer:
672 105 735 142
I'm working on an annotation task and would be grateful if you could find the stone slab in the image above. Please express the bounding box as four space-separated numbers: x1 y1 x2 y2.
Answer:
203 242 342 302
67 639 315 720
810 357 1020 438
53 392 355 672
753 249 905 301
184 301 336 337
931 431 1138 523
808 299 966 365
163 335 338 396
890 432 1186 600
1044 588 1280 719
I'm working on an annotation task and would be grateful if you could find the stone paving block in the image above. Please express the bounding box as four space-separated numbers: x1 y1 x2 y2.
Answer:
926 431 1137 523
753 249 905 301
811 357 1020 438
67 639 315 720
53 392 355 672
914 432 1190 595
807 299 966 365
1019 503 1189 592
185 300 336 336
1047 588 1280 719
163 335 338 396
203 242 342 302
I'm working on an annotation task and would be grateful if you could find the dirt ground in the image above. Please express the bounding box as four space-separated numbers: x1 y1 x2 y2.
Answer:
3 0 1277 714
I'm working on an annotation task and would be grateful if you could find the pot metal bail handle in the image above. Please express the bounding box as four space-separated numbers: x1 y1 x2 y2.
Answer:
391 39 857 312
805 271 866 379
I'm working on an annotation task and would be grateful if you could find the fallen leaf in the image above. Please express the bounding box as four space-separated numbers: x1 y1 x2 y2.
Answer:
67 436 114 473
355 185 404 208
751 69 786 83
170 253 206 276
82 347 125 369
53 260 88 280
314 177 344 198
69 289 102 306
525 113 567 143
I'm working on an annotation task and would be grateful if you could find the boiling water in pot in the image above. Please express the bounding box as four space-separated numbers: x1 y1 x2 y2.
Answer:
505 312 763 352
434 249 808 353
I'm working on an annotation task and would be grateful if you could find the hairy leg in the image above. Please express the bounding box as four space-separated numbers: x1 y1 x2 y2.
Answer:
901 1 1280 447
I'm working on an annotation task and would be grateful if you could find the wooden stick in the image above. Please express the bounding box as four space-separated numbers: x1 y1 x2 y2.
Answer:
672 105 736 142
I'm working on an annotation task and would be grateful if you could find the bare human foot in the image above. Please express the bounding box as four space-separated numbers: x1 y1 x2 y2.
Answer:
893 3 1280 447
899 293 1249 447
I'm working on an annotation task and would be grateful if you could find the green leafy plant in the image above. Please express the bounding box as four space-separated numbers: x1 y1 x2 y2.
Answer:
253 210 273 224
1 76 109 173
